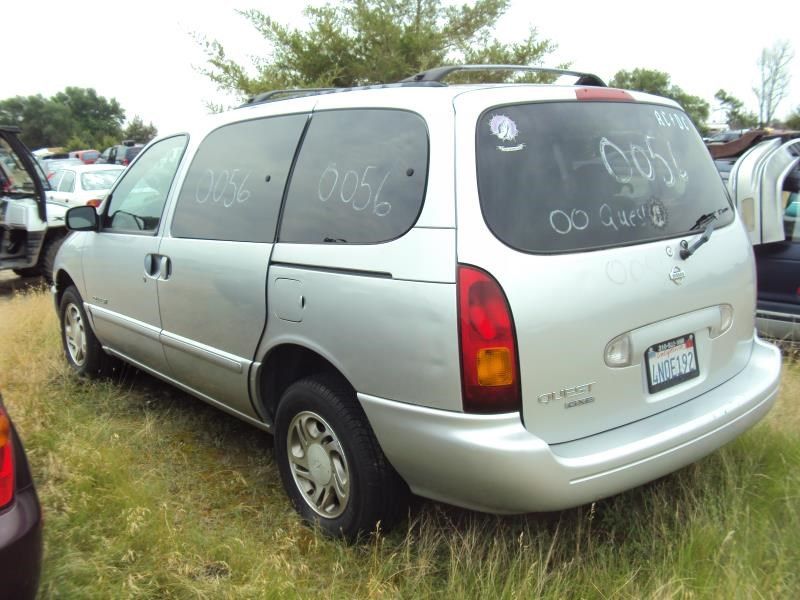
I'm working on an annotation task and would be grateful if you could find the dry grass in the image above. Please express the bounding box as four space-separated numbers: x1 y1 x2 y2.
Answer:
1 286 799 598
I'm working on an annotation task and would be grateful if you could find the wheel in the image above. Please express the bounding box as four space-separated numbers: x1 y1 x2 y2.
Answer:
275 375 408 540
40 233 66 284
59 285 112 378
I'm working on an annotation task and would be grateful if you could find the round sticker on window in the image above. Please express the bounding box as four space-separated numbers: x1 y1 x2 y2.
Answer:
488 115 526 152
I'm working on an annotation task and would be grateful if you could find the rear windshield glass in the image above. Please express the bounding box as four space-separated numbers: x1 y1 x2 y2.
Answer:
476 102 734 253
81 169 123 190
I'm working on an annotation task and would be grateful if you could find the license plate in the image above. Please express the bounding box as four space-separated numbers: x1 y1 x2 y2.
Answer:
646 334 699 393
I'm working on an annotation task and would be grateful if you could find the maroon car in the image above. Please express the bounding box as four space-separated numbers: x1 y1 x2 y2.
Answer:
0 393 42 600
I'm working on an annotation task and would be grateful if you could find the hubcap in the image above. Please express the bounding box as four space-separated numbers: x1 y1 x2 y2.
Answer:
286 411 349 518
64 303 87 366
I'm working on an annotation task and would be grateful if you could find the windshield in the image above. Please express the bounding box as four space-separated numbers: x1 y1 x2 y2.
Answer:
81 169 123 190
476 101 734 253
0 137 37 195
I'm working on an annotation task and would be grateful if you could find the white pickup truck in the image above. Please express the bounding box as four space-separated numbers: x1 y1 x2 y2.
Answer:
1 126 69 282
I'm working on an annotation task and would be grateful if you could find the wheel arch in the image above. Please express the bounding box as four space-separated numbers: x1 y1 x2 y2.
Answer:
256 342 356 424
53 269 77 307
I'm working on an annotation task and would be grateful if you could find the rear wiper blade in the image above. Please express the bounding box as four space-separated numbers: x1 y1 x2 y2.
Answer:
689 207 729 231
680 222 715 260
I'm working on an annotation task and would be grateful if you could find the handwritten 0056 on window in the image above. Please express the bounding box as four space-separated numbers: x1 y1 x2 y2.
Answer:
318 164 393 217
195 169 252 207
549 135 686 236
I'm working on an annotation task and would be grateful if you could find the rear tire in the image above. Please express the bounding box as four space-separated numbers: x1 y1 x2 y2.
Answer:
59 285 113 378
275 374 408 540
40 233 66 284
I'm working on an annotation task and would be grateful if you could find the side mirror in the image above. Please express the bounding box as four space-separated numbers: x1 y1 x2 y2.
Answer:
66 205 99 232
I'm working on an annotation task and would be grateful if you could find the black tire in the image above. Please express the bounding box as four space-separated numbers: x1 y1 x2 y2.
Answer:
40 233 66 284
275 374 408 540
59 285 113 378
12 267 41 278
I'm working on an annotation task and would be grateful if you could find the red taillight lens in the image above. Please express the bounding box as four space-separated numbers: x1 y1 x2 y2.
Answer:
0 409 14 508
86 199 102 208
457 264 521 413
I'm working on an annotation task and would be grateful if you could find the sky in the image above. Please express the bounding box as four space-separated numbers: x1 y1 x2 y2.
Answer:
2 0 798 135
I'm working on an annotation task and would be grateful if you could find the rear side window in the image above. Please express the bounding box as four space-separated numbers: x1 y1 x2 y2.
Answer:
279 109 428 244
476 102 734 253
172 114 307 242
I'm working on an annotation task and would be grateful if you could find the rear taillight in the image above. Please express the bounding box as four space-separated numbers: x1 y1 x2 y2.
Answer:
122 159 129 166
457 264 521 413
0 408 14 508
86 199 102 208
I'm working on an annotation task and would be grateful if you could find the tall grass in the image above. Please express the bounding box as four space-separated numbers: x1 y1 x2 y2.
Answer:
1 287 798 598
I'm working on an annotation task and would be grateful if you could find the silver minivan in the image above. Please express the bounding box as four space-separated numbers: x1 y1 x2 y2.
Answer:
53 66 782 539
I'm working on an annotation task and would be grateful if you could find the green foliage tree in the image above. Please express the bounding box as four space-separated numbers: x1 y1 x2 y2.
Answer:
197 0 558 100
609 68 710 132
714 89 758 130
123 115 158 144
785 106 800 130
0 87 125 150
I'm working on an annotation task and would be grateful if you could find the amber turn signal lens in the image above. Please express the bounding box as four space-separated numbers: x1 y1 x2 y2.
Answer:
477 348 513 386
0 412 10 448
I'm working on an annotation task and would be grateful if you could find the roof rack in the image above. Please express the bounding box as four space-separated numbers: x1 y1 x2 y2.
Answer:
240 81 446 107
244 88 336 106
401 64 606 87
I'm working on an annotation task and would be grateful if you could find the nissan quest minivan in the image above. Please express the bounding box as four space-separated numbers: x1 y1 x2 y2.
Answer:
52 65 782 539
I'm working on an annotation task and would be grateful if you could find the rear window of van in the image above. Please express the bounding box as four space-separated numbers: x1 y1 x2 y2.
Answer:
476 102 734 253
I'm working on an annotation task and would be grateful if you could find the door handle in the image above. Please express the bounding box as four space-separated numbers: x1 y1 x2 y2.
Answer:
144 254 160 278
145 254 171 280
160 256 171 281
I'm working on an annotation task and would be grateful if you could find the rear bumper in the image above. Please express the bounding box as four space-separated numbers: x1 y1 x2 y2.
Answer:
0 486 43 600
359 336 782 514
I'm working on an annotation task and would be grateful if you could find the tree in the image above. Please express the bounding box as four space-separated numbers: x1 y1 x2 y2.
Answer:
609 68 710 131
0 94 74 149
753 40 793 127
0 87 125 149
714 89 758 129
786 106 800 130
123 115 158 144
197 0 557 100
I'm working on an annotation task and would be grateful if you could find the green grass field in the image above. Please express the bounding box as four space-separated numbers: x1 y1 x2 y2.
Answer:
1 286 798 598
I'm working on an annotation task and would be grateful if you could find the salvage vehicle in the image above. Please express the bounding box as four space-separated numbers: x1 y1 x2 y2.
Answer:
53 65 782 539
1 126 69 281
709 130 800 341
0 392 43 600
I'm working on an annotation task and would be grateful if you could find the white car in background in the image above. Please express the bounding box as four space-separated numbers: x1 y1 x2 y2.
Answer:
48 164 124 207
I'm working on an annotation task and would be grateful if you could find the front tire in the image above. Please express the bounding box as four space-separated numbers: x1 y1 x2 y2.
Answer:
59 285 112 378
275 375 408 540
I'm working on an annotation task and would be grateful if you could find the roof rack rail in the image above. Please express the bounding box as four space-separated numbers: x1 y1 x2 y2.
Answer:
240 81 447 108
401 64 606 87
243 88 337 107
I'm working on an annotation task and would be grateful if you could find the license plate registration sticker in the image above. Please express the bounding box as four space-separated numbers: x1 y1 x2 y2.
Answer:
646 334 699 393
